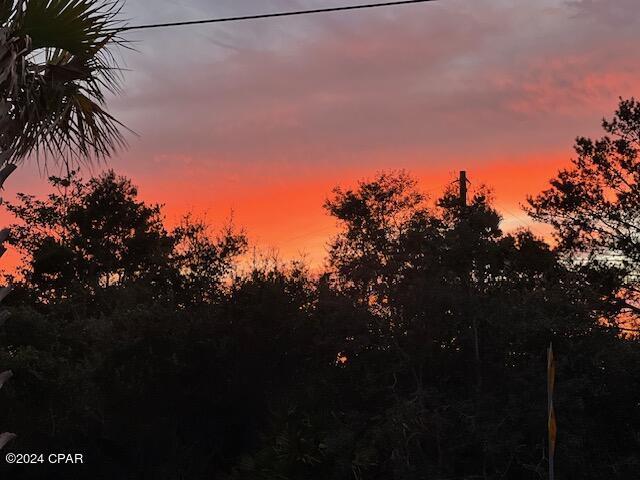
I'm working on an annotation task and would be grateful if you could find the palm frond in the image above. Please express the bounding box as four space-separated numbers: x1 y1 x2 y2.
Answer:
15 0 124 53
0 1 12 25
0 0 128 166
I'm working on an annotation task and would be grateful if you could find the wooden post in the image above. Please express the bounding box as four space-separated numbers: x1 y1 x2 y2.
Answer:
458 171 481 392
548 343 556 480
459 170 468 208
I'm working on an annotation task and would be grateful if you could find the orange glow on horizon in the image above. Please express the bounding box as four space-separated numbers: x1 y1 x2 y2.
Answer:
0 152 569 275
130 152 569 269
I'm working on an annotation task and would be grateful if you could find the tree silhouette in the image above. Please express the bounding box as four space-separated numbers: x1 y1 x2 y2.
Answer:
5 170 171 308
0 168 638 479
0 0 128 451
528 97 640 331
318 170 640 479
172 214 247 306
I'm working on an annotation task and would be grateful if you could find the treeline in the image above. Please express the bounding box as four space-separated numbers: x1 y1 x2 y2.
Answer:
0 100 639 479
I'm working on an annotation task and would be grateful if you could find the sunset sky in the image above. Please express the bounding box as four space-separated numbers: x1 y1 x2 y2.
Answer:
4 0 640 268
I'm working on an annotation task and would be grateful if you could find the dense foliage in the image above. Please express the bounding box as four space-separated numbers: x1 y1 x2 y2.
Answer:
0 101 639 479
529 98 640 331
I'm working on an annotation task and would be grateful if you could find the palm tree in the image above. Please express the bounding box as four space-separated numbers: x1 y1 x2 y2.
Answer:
0 0 127 449
0 0 127 165
0 0 129 224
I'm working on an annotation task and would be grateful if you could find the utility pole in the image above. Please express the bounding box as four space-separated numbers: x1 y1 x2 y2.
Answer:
457 171 481 393
459 170 468 209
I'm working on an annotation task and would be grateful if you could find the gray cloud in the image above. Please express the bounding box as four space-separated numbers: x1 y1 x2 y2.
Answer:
104 0 639 178
567 0 640 26
11 0 640 190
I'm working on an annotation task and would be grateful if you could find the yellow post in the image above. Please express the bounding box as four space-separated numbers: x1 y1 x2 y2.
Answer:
548 343 556 480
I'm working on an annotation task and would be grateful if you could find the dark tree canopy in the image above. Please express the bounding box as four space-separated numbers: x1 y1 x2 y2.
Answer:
0 153 639 479
4 170 246 311
317 171 637 480
528 97 640 329
172 214 247 306
324 170 437 311
6 170 170 302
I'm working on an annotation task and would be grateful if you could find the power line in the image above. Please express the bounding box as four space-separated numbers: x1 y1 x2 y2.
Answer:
119 0 438 32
